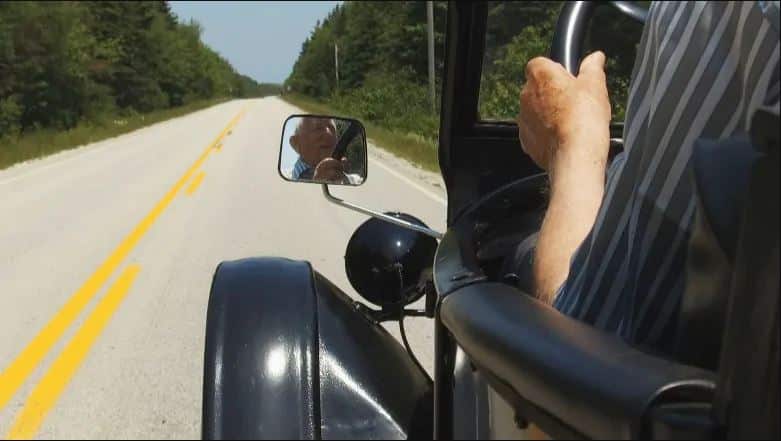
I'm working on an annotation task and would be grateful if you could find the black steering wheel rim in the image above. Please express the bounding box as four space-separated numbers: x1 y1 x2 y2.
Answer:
550 1 648 75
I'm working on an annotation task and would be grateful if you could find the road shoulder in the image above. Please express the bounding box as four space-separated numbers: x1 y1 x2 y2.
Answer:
367 141 446 202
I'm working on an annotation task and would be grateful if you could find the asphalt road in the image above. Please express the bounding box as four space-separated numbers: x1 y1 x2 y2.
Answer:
0 98 446 439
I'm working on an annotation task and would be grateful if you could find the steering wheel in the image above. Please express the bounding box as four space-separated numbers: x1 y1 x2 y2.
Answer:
435 1 651 298
550 1 647 75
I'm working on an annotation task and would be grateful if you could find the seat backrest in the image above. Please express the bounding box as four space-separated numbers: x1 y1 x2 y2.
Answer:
675 106 779 436
713 108 779 440
674 133 760 371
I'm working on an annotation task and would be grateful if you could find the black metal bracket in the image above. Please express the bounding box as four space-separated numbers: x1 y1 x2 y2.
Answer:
353 302 433 324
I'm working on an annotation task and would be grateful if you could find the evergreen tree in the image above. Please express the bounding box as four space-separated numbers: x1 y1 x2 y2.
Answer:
0 1 277 139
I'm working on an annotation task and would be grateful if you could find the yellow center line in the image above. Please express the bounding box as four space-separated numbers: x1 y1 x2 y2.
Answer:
185 171 206 196
6 265 141 440
0 108 245 411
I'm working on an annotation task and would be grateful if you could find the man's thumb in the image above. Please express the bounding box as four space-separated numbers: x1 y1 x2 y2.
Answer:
578 51 606 85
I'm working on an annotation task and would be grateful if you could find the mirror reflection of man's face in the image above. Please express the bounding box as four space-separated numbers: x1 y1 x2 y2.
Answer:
290 118 337 167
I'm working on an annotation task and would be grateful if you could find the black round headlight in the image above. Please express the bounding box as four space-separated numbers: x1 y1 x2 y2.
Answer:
345 213 438 308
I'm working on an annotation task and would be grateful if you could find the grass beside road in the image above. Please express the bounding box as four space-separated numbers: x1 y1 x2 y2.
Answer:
281 93 440 173
0 98 228 171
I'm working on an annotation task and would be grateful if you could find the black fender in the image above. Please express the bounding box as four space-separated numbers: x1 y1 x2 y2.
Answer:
202 257 432 440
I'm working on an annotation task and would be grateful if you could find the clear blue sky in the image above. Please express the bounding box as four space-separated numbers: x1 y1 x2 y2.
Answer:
169 1 340 84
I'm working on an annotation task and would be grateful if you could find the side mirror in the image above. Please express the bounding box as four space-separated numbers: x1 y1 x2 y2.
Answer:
279 114 443 240
279 114 367 186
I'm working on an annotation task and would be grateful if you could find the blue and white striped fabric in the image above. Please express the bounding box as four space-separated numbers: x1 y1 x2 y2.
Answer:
292 157 313 180
552 1 780 352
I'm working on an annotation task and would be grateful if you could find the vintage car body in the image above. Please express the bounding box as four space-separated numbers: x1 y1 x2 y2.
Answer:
202 258 432 439
202 2 779 439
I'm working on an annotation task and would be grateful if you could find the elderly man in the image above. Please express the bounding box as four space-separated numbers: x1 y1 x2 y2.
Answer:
519 0 779 353
289 116 356 184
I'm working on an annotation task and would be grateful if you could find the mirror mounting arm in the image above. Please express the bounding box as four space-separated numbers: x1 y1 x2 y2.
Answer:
321 184 444 240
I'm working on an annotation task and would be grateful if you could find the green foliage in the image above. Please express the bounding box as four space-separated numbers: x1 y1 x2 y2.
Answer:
331 70 439 141
0 1 279 142
0 97 22 137
284 1 446 169
478 2 643 121
234 75 281 99
286 1 447 99
479 22 556 120
286 0 644 155
0 98 226 170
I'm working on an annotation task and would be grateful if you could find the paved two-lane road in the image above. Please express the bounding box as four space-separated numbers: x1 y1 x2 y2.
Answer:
0 98 446 439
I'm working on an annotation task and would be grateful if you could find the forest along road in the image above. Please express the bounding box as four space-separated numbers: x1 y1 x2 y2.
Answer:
0 97 446 439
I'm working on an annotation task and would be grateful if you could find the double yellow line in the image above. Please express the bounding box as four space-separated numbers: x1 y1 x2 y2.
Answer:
7 265 141 439
186 171 207 196
1 109 245 439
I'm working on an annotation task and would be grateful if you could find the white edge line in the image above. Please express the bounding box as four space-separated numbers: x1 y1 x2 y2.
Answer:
368 156 447 206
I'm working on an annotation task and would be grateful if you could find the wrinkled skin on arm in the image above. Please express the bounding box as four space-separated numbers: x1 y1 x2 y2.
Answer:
517 51 612 303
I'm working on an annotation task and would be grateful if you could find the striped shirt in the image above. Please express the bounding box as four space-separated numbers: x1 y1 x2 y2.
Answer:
292 157 314 180
552 1 780 353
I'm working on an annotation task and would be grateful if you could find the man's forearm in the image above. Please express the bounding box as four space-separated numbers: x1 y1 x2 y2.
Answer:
533 150 606 304
516 51 611 303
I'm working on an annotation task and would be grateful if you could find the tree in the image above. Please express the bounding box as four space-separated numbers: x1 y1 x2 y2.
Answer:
286 1 642 125
0 1 274 140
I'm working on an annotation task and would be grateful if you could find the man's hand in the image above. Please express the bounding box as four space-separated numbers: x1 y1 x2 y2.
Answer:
313 157 349 183
518 51 611 177
517 52 612 304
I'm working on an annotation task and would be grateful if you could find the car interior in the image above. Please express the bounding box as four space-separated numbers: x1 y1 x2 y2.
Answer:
431 2 779 439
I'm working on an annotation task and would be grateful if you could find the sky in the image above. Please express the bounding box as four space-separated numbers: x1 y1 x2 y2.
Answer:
169 1 340 85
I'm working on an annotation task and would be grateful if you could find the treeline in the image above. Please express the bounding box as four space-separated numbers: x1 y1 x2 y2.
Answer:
0 1 279 139
286 1 642 142
285 1 447 142
479 2 643 121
